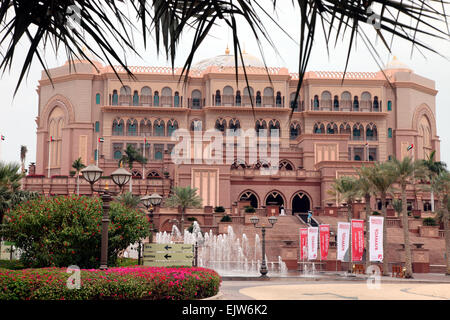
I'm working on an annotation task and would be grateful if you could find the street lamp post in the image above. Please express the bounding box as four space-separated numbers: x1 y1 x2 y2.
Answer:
81 164 131 270
139 193 163 265
250 215 278 278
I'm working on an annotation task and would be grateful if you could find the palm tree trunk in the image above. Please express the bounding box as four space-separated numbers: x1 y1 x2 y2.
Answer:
381 192 389 276
365 194 371 270
402 184 413 278
431 190 435 212
181 208 185 235
129 176 133 193
442 196 450 275
76 174 80 195
348 203 353 273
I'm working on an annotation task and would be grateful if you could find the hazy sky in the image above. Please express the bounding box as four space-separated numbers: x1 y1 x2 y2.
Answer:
0 2 449 168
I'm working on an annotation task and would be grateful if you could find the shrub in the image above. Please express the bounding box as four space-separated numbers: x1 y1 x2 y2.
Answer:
187 217 198 222
372 211 380 216
2 195 150 269
422 217 437 226
244 206 255 213
214 206 225 213
220 215 232 222
0 266 221 300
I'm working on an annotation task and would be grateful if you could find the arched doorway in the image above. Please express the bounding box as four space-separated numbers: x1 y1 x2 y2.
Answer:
265 191 285 206
239 190 259 209
292 192 311 214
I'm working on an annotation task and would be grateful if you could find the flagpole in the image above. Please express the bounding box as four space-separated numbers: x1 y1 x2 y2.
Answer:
48 138 51 178
142 137 146 180
96 134 99 167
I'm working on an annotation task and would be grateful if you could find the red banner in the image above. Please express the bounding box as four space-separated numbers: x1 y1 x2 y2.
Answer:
299 228 308 260
319 224 330 260
351 219 365 262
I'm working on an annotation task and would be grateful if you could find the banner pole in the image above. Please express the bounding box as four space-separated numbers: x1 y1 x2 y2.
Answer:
96 134 99 167
48 138 51 178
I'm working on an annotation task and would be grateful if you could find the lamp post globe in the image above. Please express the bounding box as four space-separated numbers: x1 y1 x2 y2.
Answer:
81 164 103 185
140 195 152 209
111 167 132 190
268 216 278 225
149 193 163 206
250 216 260 225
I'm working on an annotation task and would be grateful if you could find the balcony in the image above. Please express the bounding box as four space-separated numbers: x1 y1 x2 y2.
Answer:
212 95 285 107
110 94 182 108
310 99 382 112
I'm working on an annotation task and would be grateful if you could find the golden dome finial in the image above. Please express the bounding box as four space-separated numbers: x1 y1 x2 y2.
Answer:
105 182 109 190
225 45 230 55
393 55 398 60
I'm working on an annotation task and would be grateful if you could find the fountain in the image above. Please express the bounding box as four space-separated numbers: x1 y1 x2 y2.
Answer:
155 222 288 277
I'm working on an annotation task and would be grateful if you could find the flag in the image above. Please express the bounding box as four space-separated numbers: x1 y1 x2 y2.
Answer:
98 137 104 143
337 222 350 261
351 220 365 262
369 216 384 262
299 228 308 260
0 135 4 141
319 225 330 260
50 136 54 142
407 144 414 151
307 227 318 260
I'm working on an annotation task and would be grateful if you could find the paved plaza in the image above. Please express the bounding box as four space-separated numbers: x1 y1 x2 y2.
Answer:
217 273 450 300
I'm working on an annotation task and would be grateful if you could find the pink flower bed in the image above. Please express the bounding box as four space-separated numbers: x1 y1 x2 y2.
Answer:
0 266 221 300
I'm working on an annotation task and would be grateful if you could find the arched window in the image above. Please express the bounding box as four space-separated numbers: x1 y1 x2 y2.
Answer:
112 90 118 105
161 87 172 107
191 90 202 109
239 190 259 209
167 120 178 136
231 159 246 169
215 118 226 132
127 119 138 136
235 90 241 106
269 120 280 137
354 155 361 161
366 123 378 141
256 91 262 107
387 100 392 111
361 92 372 110
243 87 254 106
263 87 274 106
140 119 152 136
223 86 234 106
321 91 331 109
255 120 267 136
141 86 152 106
333 95 339 110
132 91 139 106
154 91 159 106
154 120 165 136
114 150 122 160
279 160 294 171
276 92 282 107
120 86 131 105
313 122 325 134
313 95 319 110
290 92 299 110
147 171 161 179
353 123 364 140
373 96 379 111
96 93 101 105
215 90 221 106
229 119 240 135
191 120 202 132
112 119 124 136
327 122 338 134
174 92 180 107
339 123 351 135
353 96 359 111
290 123 301 140
341 91 351 110
388 128 393 138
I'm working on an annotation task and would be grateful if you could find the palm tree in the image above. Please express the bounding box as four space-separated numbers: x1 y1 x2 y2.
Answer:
388 156 427 278
119 145 146 193
72 158 86 196
20 145 27 174
115 192 141 209
422 150 447 212
356 166 376 270
165 186 202 232
328 175 359 273
365 162 397 276
431 170 450 275
0 2 447 100
0 162 23 224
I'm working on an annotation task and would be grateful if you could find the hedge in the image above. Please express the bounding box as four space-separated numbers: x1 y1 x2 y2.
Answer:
0 266 221 300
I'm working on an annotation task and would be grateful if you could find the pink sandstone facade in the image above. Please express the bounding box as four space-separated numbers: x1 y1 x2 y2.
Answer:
24 52 446 271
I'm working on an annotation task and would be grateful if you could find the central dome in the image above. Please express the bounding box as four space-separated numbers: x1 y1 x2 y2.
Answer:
193 52 265 70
